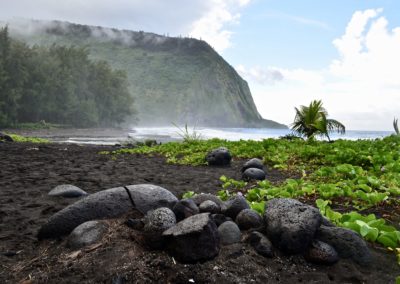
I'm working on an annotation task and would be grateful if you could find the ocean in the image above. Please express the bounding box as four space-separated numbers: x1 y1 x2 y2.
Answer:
64 127 394 145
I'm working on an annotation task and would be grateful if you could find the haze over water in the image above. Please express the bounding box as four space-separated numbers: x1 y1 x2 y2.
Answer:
64 127 394 145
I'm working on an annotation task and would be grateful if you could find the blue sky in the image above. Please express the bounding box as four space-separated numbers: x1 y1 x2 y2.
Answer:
1 0 399 130
225 0 400 69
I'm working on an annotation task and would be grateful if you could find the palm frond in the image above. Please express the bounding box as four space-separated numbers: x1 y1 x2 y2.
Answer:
393 117 399 135
326 119 346 134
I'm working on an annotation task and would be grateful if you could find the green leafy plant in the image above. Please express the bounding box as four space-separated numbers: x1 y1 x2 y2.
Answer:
315 199 400 262
182 191 197 199
7 133 49 143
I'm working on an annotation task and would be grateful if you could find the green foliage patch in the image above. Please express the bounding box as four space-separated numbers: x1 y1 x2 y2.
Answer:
7 133 49 143
117 135 400 265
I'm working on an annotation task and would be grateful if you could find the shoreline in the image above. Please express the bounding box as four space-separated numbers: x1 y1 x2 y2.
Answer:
3 127 395 145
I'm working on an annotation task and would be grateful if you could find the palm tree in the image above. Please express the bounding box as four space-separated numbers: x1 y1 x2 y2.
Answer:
291 100 345 141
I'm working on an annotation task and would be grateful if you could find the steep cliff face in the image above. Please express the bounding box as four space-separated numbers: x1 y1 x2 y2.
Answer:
9 20 287 128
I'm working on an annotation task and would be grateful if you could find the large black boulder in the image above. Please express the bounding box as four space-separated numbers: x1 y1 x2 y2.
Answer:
38 184 178 239
162 213 220 263
316 225 372 266
241 158 264 173
206 147 231 166
264 198 322 254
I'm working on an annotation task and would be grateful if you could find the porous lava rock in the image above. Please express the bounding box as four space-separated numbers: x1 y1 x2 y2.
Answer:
223 195 250 219
218 221 241 245
143 207 176 248
38 184 178 239
205 147 231 166
316 225 372 266
48 184 88 198
242 168 266 181
173 199 199 221
264 198 322 254
199 200 220 214
304 240 339 265
67 220 108 249
163 213 220 263
235 209 263 230
246 231 273 257
241 158 264 173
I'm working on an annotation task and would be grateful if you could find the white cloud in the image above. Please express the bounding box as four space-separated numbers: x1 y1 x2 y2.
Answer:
0 0 250 52
189 0 251 51
239 8 400 130
263 12 332 31
236 65 284 84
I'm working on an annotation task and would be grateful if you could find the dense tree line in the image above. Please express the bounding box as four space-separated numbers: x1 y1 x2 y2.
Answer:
0 26 135 127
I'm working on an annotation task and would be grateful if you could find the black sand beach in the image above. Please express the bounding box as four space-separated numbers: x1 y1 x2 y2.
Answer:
0 141 399 283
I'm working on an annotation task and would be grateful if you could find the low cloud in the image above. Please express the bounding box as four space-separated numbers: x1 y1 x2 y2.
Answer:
0 0 250 52
236 65 284 84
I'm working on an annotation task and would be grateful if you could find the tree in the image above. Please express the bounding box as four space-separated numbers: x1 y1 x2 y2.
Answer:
291 100 345 141
0 29 136 128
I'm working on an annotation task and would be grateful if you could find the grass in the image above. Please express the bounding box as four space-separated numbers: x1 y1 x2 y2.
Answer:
6 133 49 143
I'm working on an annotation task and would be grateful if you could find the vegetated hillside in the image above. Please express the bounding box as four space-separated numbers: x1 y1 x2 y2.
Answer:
8 20 287 128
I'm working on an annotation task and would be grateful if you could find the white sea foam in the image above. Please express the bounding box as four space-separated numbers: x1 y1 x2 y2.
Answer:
57 127 393 145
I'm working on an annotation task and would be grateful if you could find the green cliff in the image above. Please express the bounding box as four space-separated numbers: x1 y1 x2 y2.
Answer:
8 20 287 128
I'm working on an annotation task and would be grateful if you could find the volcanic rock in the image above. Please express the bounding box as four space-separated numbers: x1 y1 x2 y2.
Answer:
143 207 176 248
218 221 241 245
264 198 322 254
242 168 266 181
247 231 273 257
304 240 339 265
163 213 219 263
38 184 178 239
235 209 263 230
316 225 372 266
173 199 199 221
241 158 264 173
206 147 231 166
192 194 224 208
199 200 220 214
48 184 88 198
210 214 232 227
67 220 108 249
223 195 250 219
